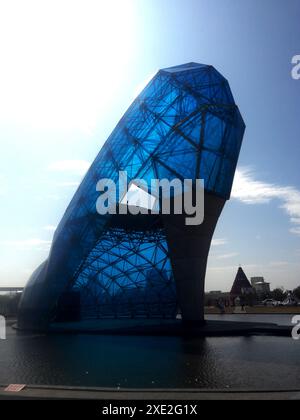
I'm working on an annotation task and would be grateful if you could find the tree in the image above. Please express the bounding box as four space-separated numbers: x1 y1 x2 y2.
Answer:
293 287 300 300
0 293 21 317
271 288 286 302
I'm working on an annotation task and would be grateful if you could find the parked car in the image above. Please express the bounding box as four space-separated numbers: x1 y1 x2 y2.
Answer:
262 299 281 307
282 300 298 307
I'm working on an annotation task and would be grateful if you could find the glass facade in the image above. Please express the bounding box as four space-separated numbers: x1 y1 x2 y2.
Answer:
19 63 245 328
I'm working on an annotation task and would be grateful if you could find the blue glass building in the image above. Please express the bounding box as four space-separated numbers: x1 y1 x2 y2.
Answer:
18 63 245 330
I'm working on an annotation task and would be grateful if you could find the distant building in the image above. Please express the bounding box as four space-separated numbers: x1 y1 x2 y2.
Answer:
230 267 254 301
251 277 271 297
251 277 264 286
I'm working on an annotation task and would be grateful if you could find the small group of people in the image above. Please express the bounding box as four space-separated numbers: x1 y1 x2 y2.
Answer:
234 296 246 312
215 295 247 314
216 299 226 314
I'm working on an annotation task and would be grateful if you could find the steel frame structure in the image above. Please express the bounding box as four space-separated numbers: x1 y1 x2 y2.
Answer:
18 63 245 330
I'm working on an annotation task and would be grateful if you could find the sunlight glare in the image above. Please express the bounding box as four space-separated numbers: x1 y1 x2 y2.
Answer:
0 0 136 132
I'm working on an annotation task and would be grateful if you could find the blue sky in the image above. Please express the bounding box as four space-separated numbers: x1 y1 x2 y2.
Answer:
0 0 299 291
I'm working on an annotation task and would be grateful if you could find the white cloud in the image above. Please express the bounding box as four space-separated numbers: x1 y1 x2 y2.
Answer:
57 181 81 188
48 160 91 176
43 225 57 232
268 261 289 267
216 252 239 260
232 167 300 236
211 238 228 247
290 227 300 236
207 263 259 272
0 238 51 250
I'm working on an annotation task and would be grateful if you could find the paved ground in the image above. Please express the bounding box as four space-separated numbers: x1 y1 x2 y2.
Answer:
205 306 300 314
1 384 300 400
47 318 292 337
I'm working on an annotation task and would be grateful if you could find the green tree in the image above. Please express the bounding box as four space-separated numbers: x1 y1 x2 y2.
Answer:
271 288 286 302
293 287 300 300
0 293 21 317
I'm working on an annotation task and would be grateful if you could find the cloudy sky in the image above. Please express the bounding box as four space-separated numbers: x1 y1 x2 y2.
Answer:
0 0 299 291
